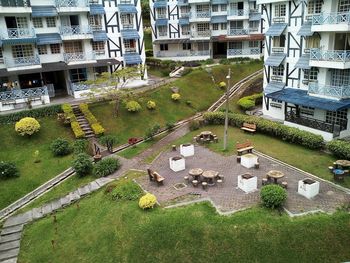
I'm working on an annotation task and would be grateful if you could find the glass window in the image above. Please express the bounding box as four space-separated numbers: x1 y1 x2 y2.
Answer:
326 109 348 127
160 44 168 51
272 65 284 76
198 42 209 51
212 4 218 12
16 17 28 29
305 35 320 49
308 1 322 14
197 23 209 32
63 41 83 53
181 25 190 35
37 45 47 55
50 43 61 54
11 44 33 58
304 67 318 81
275 4 286 17
220 4 227 11
180 6 190 17
182 43 191 50
249 21 259 30
92 41 105 51
338 0 350 12
46 17 56 27
157 7 167 19
123 39 136 52
196 5 209 12
70 68 87 83
221 23 227 30
88 15 102 30
273 35 286 47
212 23 219 30
331 69 350 86
157 25 167 36
33 18 43 28
229 42 242 49
120 14 134 25
249 41 259 48
230 20 243 29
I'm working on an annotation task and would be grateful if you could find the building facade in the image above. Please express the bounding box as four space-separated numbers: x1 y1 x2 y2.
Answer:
149 0 264 61
259 0 350 141
0 0 145 111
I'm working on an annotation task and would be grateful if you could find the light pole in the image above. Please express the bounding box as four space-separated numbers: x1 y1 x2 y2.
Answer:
223 68 231 151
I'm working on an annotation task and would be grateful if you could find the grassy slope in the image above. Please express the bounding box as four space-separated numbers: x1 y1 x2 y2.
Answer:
19 172 350 263
0 118 74 210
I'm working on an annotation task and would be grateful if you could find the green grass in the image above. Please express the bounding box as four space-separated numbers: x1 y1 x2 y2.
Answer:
144 29 152 50
0 117 74 210
19 171 350 263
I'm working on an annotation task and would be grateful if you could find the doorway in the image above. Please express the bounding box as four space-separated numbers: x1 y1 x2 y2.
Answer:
42 71 67 97
213 42 227 58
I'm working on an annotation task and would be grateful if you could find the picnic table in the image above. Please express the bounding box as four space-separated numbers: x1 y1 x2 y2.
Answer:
189 168 203 181
267 170 285 184
202 170 219 186
335 160 350 168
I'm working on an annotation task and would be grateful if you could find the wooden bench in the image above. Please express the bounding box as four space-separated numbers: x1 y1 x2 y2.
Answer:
147 169 165 186
241 123 256 133
236 141 254 156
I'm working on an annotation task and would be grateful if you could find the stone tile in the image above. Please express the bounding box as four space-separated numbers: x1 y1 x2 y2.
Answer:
95 178 114 187
0 225 23 236
0 240 20 252
41 203 53 216
59 196 71 207
0 233 21 244
0 248 19 261
89 181 100 191
1 257 17 263
50 200 62 212
3 211 32 228
77 185 91 196
31 208 44 220
69 191 80 202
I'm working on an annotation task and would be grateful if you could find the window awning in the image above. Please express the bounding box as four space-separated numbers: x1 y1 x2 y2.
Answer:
249 13 261 21
264 81 285 94
93 31 108 41
90 4 105 15
211 15 227 24
265 23 287 36
297 22 313 37
153 1 167 8
155 19 168 26
31 6 57 17
179 17 189 25
211 0 227 4
37 33 62 45
295 55 311 69
265 53 286 66
266 88 350 111
118 4 137 13
124 53 142 65
121 29 140 40
2 38 37 45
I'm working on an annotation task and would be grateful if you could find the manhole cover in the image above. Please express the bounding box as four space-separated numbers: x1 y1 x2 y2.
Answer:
173 183 187 190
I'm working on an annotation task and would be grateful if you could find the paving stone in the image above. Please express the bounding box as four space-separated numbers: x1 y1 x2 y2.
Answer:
0 240 20 252
3 211 33 228
59 196 71 207
89 181 100 191
50 200 62 211
0 248 19 261
96 178 114 187
77 185 91 196
31 208 44 220
1 257 17 263
41 203 53 215
0 225 23 236
69 191 80 202
0 233 21 244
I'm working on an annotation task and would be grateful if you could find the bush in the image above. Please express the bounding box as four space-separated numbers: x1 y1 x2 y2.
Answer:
79 103 105 136
260 185 287 208
15 117 40 136
145 49 153 57
145 124 161 140
71 121 85 139
91 123 105 136
72 153 93 177
0 161 19 179
126 101 142 112
111 181 142 200
99 135 118 152
171 93 181 101
327 140 350 160
189 120 200 131
50 138 71 156
139 193 157 210
93 157 120 177
73 139 88 154
237 97 255 110
146 100 156 110
218 82 226 89
166 121 175 131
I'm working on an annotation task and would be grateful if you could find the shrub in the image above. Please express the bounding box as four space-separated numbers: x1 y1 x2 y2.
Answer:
260 185 287 208
111 181 142 200
50 138 71 156
15 117 40 136
327 140 350 160
166 121 175 131
93 157 120 177
73 139 88 154
0 161 19 179
126 101 142 112
72 153 93 177
146 100 156 110
189 120 200 131
237 97 255 110
62 104 73 113
139 193 157 210
171 93 181 101
78 103 105 136
218 82 226 89
91 123 105 136
99 135 118 152
145 124 161 140
71 121 85 139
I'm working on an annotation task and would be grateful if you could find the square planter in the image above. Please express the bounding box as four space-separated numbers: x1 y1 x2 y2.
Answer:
180 143 194 157
241 153 258 169
169 156 185 172
237 173 257 193
298 178 320 199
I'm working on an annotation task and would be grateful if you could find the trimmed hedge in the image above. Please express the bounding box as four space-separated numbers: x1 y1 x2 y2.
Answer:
71 121 85 139
237 93 263 110
93 157 120 177
260 185 287 209
79 103 105 136
203 112 324 149
327 140 350 160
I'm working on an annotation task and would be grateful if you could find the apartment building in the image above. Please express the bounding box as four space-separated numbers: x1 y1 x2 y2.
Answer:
0 0 145 111
149 0 264 61
259 0 350 141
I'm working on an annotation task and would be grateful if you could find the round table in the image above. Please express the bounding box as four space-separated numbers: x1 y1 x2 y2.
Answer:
189 168 203 181
200 131 212 137
202 170 219 186
333 169 345 175
266 170 285 184
335 160 350 168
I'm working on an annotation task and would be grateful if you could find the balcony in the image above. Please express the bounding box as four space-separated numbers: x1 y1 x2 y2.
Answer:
60 26 93 39
188 0 210 3
63 52 96 64
0 0 31 13
156 50 210 58
121 24 135 30
227 28 249 36
55 0 89 11
93 49 106 57
177 0 188 5
309 48 350 69
308 83 350 100
227 48 260 57
1 28 36 43
189 11 210 21
311 12 350 32
190 30 211 39
272 47 285 53
0 87 48 102
227 9 249 19
5 54 41 70
90 25 103 31
156 14 167 19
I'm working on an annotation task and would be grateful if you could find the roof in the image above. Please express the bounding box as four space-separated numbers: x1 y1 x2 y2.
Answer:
211 15 227 24
265 23 287 36
249 13 261 21
118 4 137 13
153 1 167 8
178 17 189 25
90 4 105 15
295 55 311 69
266 88 350 111
31 6 57 17
264 81 285 94
121 29 140 40
265 53 286 66
155 19 168 26
93 31 108 41
124 53 142 65
218 34 264 42
2 37 37 45
37 33 62 45
297 22 313 37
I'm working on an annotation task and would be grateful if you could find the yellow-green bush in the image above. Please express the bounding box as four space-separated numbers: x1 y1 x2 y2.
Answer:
139 193 157 210
15 117 40 136
171 93 181 101
91 123 105 136
218 82 226 89
146 100 156 110
126 101 142 112
78 103 105 135
71 121 85 139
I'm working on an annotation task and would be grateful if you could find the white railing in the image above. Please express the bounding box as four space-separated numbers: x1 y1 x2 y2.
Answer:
156 50 210 57
90 25 103 31
191 30 211 38
0 87 48 102
190 11 210 18
272 47 285 53
60 25 92 36
180 12 190 18
0 0 30 7
308 83 350 99
63 52 95 63
125 48 137 53
227 28 249 36
5 54 40 68
55 0 88 7
227 48 260 56
93 50 106 56
273 17 285 23
228 9 249 17
157 13 167 19
121 24 134 30
2 27 35 39
71 82 89 91
310 48 350 63
312 12 350 25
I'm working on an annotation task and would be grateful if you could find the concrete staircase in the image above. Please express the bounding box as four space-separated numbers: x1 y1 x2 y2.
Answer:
169 66 185 78
72 105 95 139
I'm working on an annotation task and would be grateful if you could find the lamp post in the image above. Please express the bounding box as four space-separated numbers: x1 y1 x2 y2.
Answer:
223 68 231 151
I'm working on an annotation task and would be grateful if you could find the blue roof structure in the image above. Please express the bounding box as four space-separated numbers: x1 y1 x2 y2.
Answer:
154 1 167 8
266 88 350 111
179 17 189 25
265 53 286 66
90 4 105 15
121 29 140 39
265 23 287 36
37 33 62 45
124 53 142 65
297 22 313 36
31 6 57 17
93 31 108 41
249 13 261 21
211 15 227 24
295 55 311 69
2 38 37 45
264 81 285 94
155 19 168 26
118 4 137 13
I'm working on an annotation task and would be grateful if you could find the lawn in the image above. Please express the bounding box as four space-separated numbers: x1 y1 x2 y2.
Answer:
0 117 74 210
90 61 262 145
19 171 350 263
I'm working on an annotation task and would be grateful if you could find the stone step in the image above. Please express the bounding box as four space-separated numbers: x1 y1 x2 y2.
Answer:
85 134 95 138
0 248 19 262
1 257 18 263
0 225 23 237
85 130 94 135
0 233 21 244
3 211 33 228
0 240 20 252
82 127 92 131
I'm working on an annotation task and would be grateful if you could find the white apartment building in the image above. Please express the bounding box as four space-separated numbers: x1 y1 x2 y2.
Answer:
149 0 264 61
0 0 146 112
259 0 350 141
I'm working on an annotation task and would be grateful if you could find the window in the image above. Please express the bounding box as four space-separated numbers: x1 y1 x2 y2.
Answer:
50 43 61 54
120 14 134 26
304 67 318 82
160 44 168 51
221 23 227 30
249 21 259 31
331 69 350 86
272 65 284 76
229 42 242 49
196 5 209 12
70 68 87 83
197 23 209 32
16 17 28 29
305 35 320 49
46 17 56 27
0 48 3 62
181 25 190 35
157 25 167 36
198 42 209 51
300 106 315 116
326 109 348 128
11 45 33 58
37 45 47 55
64 41 83 53
157 7 167 19
92 41 105 55
212 23 219 30
33 18 43 28
212 4 218 12
230 20 243 29
273 35 285 47
180 6 190 17
249 41 259 48
88 15 102 30
275 4 286 17
338 0 350 12
183 43 191 50
270 99 282 109
308 1 322 14
123 39 136 52
220 4 227 11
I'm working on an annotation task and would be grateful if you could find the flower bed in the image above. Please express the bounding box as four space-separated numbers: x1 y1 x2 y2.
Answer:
79 103 105 136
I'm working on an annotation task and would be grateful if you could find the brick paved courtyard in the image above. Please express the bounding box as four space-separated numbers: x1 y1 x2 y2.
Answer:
136 145 350 215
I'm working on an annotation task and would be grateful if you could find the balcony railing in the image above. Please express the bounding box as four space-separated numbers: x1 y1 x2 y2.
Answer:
157 14 167 19
227 28 249 36
55 0 88 7
121 24 134 30
0 0 30 7
312 12 350 26
180 12 190 18
0 87 48 102
63 52 95 63
93 49 106 56
177 0 188 5
90 25 103 31
60 25 92 36
5 54 40 68
190 11 210 19
308 82 350 100
191 30 211 38
227 48 260 56
156 50 209 57
272 47 285 53
310 48 350 63
70 82 89 92
228 9 249 16
2 28 35 39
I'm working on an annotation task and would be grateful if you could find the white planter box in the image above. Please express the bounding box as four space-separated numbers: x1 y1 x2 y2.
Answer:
180 144 194 157
169 156 186 172
241 153 258 169
238 174 257 193
298 178 320 199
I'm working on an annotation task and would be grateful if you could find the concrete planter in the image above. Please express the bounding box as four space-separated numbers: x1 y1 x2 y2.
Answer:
298 178 320 199
180 143 194 157
169 156 185 172
241 153 258 169
238 173 257 193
